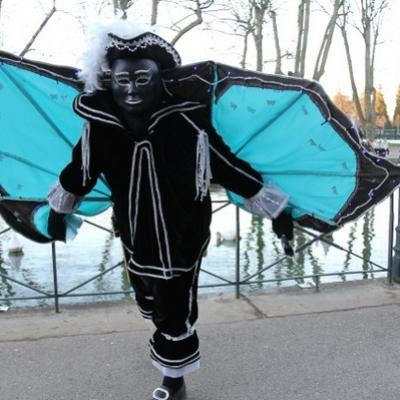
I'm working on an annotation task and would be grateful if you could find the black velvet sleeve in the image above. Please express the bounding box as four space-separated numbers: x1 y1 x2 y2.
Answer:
59 123 102 196
183 107 263 199
207 125 263 199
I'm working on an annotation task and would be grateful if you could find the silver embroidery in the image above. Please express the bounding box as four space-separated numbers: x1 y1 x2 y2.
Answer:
106 33 181 67
161 328 195 342
195 129 212 201
81 121 91 187
179 113 212 201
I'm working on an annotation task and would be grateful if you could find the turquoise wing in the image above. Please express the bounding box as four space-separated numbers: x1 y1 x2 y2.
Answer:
0 51 111 242
164 61 400 232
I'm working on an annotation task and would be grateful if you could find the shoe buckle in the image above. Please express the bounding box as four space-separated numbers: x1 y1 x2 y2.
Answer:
152 387 170 400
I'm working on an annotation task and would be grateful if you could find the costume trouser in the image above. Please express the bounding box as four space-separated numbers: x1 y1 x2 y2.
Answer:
128 265 201 378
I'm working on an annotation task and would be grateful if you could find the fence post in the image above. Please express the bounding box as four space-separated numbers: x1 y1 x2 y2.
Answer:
387 193 395 284
235 206 241 299
392 188 400 283
51 242 60 313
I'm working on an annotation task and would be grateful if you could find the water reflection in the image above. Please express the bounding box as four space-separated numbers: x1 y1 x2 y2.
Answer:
307 243 324 283
240 203 379 288
0 191 387 306
272 231 286 287
120 258 132 300
290 230 306 284
0 232 16 303
7 253 23 269
254 216 265 288
362 209 375 279
242 216 255 283
95 230 114 294
341 223 357 281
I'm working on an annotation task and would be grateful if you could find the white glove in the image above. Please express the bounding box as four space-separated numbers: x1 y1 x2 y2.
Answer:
244 182 290 219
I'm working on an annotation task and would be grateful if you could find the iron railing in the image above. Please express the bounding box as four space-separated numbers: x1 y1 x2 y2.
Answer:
0 190 397 313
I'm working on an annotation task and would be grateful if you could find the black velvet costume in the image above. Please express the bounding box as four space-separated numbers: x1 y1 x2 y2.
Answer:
53 90 263 376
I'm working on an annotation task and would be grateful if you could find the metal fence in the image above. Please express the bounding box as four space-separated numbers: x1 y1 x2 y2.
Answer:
379 128 400 140
0 190 398 313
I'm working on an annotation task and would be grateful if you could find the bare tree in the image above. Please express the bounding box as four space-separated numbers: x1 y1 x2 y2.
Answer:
167 0 215 45
249 0 271 72
294 0 310 77
312 0 344 81
0 0 4 46
229 1 255 68
113 0 134 19
224 0 284 73
151 0 161 25
269 7 283 74
355 0 389 139
338 0 388 138
337 2 365 127
20 0 57 57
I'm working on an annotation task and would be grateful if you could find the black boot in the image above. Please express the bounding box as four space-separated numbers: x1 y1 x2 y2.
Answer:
152 376 186 400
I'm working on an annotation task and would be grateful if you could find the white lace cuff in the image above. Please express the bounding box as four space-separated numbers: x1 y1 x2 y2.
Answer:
244 182 290 219
47 181 83 214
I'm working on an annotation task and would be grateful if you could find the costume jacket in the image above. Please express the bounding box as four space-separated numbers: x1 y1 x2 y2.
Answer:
52 91 263 279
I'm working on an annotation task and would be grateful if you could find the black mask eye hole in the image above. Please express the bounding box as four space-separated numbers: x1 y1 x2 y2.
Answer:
135 74 152 86
115 76 131 86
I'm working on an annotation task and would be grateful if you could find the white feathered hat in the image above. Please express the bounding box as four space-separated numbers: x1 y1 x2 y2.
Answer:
78 19 181 93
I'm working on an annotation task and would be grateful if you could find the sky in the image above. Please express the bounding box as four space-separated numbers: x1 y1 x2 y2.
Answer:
1 0 399 116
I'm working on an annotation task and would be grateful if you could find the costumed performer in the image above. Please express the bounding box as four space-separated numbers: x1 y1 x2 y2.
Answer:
46 20 289 400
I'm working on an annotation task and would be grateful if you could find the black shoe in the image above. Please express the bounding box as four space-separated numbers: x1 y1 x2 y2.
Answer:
152 383 186 400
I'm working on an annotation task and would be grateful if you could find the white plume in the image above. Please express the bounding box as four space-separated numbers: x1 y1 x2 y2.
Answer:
78 18 158 93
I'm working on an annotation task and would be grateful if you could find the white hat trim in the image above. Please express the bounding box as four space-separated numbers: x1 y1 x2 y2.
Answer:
78 19 172 93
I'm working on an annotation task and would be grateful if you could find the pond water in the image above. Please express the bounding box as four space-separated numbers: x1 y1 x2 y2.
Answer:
0 187 394 307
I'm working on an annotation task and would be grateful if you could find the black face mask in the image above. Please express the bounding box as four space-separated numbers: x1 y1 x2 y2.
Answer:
110 58 161 115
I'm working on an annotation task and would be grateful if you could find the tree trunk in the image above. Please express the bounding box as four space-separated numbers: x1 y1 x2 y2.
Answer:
171 2 203 45
312 0 342 81
20 3 57 57
299 0 310 77
357 0 389 139
0 0 3 46
270 10 282 74
113 0 118 14
340 24 365 128
363 19 375 139
294 0 310 77
294 1 304 76
151 0 160 25
252 3 266 72
241 31 250 69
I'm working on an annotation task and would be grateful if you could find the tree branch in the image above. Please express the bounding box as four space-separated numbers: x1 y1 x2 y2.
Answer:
20 1 57 57
312 0 343 81
338 4 365 125
170 0 208 45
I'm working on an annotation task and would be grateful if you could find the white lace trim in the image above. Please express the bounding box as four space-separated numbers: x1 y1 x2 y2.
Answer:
161 327 195 342
48 181 83 214
195 129 212 201
106 32 181 67
81 121 91 187
179 113 212 202
244 182 290 219
151 359 200 378
78 20 179 92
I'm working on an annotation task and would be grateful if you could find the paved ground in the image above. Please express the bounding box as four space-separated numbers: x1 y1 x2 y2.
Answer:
1 279 400 400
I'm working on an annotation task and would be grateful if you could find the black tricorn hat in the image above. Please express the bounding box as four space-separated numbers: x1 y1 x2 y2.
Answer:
105 32 181 70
